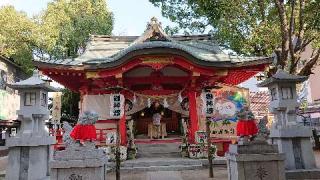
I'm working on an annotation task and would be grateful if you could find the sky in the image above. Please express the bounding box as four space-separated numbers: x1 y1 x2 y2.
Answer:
0 0 260 91
0 0 175 36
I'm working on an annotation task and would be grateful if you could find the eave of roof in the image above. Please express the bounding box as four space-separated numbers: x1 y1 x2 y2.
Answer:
0 55 23 70
34 17 273 70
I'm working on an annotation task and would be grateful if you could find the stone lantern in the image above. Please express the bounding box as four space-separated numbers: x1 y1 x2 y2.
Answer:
258 68 317 171
6 70 57 180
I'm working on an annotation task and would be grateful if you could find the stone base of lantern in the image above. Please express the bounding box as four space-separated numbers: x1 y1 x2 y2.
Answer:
270 125 317 170
226 141 285 180
50 145 108 180
5 136 55 180
270 125 320 179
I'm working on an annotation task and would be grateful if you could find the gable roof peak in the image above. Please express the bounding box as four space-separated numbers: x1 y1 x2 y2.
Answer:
133 17 173 44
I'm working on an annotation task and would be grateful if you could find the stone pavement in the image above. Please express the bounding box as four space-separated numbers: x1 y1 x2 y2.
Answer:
107 150 320 180
0 149 319 179
107 167 228 180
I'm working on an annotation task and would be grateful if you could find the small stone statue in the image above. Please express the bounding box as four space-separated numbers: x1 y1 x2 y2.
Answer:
254 116 270 142
62 121 76 148
65 111 99 146
236 105 258 145
51 111 107 180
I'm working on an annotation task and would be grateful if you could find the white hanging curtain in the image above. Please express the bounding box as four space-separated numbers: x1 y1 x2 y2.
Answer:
81 94 190 120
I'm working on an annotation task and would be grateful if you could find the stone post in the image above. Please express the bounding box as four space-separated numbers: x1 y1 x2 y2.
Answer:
50 143 107 180
226 139 285 180
6 70 56 180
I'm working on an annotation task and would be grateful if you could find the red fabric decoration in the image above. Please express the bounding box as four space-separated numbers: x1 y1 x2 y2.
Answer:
120 110 127 146
70 124 97 141
236 120 258 136
188 91 199 144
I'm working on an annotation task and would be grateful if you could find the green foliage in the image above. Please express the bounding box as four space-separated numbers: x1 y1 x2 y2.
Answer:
0 0 113 72
150 0 320 75
0 1 113 121
61 88 80 123
37 0 113 59
0 6 37 74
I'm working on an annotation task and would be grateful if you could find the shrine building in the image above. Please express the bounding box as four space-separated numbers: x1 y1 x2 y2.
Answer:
34 18 272 156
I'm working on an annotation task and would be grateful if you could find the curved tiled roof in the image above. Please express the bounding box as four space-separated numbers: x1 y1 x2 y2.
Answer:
34 18 272 69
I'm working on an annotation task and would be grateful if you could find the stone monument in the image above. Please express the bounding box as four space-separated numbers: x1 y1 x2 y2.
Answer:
50 111 108 180
226 109 285 180
6 70 57 180
258 68 320 179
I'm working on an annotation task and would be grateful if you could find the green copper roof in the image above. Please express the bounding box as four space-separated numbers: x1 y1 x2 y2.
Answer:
34 18 272 69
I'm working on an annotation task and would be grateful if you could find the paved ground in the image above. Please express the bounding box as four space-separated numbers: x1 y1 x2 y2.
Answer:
107 167 228 180
107 150 320 180
0 149 319 179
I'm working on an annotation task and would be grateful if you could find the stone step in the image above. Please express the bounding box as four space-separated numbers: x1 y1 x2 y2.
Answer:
119 164 204 172
106 157 227 172
122 158 202 168
137 152 181 158
136 143 181 158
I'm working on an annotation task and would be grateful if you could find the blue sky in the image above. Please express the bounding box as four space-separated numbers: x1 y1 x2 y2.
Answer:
0 0 175 36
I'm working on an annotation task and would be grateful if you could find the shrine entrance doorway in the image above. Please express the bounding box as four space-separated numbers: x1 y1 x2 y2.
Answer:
132 101 183 158
133 102 182 141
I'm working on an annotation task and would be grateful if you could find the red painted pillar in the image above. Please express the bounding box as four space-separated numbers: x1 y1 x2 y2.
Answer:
119 102 127 146
188 91 199 144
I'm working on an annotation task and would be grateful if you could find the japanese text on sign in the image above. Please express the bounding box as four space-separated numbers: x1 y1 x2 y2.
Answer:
201 92 215 117
109 94 124 119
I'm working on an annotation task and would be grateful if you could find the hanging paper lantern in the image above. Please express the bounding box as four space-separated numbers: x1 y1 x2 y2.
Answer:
109 94 124 119
163 98 169 108
201 91 215 117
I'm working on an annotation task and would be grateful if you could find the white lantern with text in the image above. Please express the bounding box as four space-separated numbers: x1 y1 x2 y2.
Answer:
201 91 215 117
109 94 125 119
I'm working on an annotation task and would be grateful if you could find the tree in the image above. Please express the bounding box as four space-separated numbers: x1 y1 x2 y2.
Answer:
1 0 114 121
1 0 114 71
0 6 37 74
36 0 114 59
60 88 80 124
36 0 114 121
150 0 320 76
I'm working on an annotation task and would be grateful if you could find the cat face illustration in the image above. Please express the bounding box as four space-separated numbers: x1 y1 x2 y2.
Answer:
215 100 237 117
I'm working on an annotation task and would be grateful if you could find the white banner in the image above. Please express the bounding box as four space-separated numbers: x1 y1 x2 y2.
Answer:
51 92 62 123
109 94 125 119
201 92 215 117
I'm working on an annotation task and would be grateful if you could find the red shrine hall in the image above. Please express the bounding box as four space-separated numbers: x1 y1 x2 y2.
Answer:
35 18 272 157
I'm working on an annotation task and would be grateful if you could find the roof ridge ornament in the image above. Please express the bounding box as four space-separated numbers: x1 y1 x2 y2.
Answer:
132 17 173 44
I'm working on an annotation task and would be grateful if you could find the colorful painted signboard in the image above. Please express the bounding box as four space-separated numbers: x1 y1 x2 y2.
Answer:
200 86 250 139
